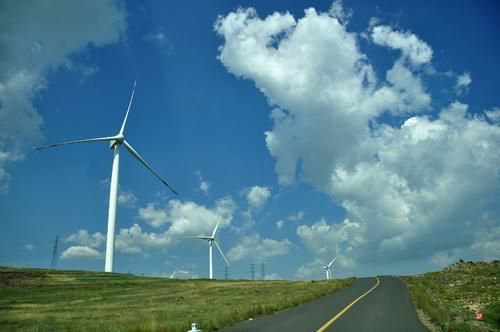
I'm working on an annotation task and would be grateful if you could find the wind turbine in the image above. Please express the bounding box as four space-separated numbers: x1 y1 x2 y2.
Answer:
190 216 230 279
170 268 179 279
35 81 178 273
317 255 337 280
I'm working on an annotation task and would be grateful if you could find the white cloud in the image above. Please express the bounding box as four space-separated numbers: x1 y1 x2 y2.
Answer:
195 171 210 194
457 72 471 87
138 203 168 228
276 219 284 230
264 273 282 280
216 3 500 271
170 268 200 279
485 107 500 123
0 0 126 192
118 190 137 208
243 186 271 211
143 27 173 55
64 230 105 248
455 72 471 95
297 218 361 257
115 223 172 254
227 234 291 262
328 0 352 25
371 25 433 66
24 243 34 251
288 210 305 221
138 197 236 235
295 261 322 280
60 246 103 260
124 197 236 254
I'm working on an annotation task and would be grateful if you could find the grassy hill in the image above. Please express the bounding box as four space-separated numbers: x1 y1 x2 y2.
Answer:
0 266 354 331
402 260 499 331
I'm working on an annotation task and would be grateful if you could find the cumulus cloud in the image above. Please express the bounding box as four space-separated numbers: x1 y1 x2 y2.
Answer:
276 220 284 230
131 197 236 253
297 218 361 257
295 261 322 280
118 190 138 208
243 186 271 211
485 107 500 123
138 197 236 235
371 25 433 66
195 171 210 194
0 0 126 192
60 246 103 260
65 229 105 248
264 273 282 280
216 3 500 270
288 211 305 221
328 0 352 25
455 72 471 95
227 234 291 262
115 223 172 254
24 243 34 251
65 197 237 257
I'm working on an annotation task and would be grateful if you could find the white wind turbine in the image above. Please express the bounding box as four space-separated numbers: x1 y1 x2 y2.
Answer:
36 81 178 273
170 268 179 279
317 255 337 280
189 216 230 279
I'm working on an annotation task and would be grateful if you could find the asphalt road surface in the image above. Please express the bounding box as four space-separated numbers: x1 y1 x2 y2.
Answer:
222 276 425 332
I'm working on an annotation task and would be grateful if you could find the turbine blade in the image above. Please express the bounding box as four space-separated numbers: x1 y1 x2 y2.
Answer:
119 80 137 135
214 241 230 266
185 236 210 240
212 215 223 238
328 255 337 267
123 140 178 195
35 136 117 150
170 268 178 279
315 258 327 266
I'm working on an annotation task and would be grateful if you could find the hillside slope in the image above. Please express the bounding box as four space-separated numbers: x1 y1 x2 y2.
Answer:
402 261 499 331
0 267 353 331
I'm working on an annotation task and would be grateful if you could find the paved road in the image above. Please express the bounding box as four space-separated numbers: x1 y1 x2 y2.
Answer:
222 276 425 332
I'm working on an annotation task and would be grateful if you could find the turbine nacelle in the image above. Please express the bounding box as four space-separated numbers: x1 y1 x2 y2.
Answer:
109 134 125 149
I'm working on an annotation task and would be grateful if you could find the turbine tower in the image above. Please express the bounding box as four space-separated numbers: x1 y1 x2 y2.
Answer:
317 255 337 280
36 81 177 273
190 216 230 279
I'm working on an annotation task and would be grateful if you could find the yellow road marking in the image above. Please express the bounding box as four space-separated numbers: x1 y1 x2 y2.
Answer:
316 276 381 332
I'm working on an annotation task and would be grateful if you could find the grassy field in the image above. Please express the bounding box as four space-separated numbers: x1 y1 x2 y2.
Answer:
401 261 499 332
0 266 354 331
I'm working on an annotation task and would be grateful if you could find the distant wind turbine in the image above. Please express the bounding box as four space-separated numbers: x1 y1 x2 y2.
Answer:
189 216 230 279
36 81 178 273
317 255 337 280
170 268 179 279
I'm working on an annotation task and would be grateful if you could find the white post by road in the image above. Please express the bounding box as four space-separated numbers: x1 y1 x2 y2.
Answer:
105 144 120 272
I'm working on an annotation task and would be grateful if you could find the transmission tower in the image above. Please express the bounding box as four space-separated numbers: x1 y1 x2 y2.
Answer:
50 235 59 270
250 263 255 280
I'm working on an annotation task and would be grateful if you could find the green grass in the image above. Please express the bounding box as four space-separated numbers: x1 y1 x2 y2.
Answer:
0 266 354 331
401 261 500 331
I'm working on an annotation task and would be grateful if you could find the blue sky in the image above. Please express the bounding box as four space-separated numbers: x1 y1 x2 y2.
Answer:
1 0 499 280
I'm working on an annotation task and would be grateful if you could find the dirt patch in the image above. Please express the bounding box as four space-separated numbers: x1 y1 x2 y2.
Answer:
0 272 46 288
